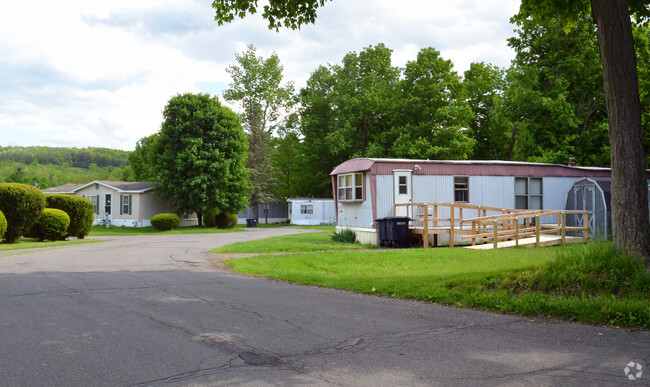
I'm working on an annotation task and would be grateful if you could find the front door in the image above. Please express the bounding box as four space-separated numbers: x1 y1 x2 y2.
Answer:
104 194 112 222
393 170 412 216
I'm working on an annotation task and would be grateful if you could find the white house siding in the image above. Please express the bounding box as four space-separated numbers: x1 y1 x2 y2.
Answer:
338 174 374 228
469 176 515 209
376 175 394 219
76 185 117 226
288 199 335 225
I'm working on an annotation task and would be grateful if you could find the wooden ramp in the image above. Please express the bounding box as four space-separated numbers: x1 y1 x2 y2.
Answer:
394 202 590 249
464 235 586 250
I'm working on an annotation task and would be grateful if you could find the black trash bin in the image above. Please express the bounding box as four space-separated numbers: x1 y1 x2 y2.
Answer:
376 216 410 248
246 218 258 228
375 217 388 247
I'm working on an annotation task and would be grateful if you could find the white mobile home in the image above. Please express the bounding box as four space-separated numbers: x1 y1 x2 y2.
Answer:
43 181 198 227
287 198 335 225
330 158 650 245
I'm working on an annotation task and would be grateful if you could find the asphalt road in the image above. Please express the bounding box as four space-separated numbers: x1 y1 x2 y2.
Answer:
0 228 647 386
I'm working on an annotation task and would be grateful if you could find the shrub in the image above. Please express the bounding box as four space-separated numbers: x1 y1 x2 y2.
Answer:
203 208 218 228
0 183 46 243
331 228 357 243
45 194 94 238
0 211 6 240
215 213 238 229
150 213 180 231
30 208 71 241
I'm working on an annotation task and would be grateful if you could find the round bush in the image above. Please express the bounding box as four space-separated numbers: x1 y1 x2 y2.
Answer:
0 183 46 243
45 194 94 238
202 208 218 228
150 213 180 231
215 213 238 229
31 208 70 241
0 210 7 240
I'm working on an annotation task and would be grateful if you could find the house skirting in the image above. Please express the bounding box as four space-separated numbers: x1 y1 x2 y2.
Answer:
93 218 199 228
336 226 378 245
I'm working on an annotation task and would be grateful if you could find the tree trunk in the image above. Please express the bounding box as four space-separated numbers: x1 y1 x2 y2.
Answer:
591 0 650 272
197 211 203 227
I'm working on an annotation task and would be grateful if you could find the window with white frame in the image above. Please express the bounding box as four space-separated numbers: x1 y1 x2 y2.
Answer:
300 204 313 214
120 194 132 215
454 176 469 202
337 173 364 201
84 195 99 214
515 177 542 209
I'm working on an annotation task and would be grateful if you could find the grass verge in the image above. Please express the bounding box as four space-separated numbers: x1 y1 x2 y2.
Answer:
211 231 375 254
0 238 101 251
89 225 242 236
223 241 649 328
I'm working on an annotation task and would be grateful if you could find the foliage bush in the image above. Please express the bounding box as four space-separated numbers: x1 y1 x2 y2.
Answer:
331 228 357 243
215 213 238 229
0 183 46 243
45 194 94 238
202 208 218 228
0 210 6 240
30 208 70 241
150 213 180 231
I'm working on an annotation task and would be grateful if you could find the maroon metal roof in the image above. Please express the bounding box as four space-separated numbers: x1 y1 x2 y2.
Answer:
329 158 638 178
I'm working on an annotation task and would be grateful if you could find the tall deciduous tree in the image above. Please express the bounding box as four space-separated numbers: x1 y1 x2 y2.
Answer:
519 0 650 271
128 133 159 181
506 14 609 165
224 45 295 218
385 47 474 160
154 93 250 226
464 62 512 160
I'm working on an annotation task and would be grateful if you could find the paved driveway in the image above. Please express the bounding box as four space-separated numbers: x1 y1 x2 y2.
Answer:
0 228 647 386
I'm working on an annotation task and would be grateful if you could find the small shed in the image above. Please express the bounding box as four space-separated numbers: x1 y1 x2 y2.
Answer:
287 198 335 225
565 178 610 238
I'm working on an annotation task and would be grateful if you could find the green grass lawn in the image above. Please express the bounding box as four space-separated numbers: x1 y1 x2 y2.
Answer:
0 238 101 251
211 230 375 254
219 235 650 328
89 225 243 236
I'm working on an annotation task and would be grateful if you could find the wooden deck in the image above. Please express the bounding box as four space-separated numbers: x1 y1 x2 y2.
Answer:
395 202 589 250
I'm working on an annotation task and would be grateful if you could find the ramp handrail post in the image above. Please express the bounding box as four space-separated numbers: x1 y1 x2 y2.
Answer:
493 219 498 249
535 215 541 247
515 217 519 247
449 203 455 248
560 211 566 245
423 204 429 249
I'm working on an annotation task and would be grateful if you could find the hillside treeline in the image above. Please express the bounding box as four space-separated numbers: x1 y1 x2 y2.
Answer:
0 146 130 188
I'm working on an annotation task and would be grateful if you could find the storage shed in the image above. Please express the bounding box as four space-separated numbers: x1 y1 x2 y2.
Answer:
565 178 611 238
287 198 335 225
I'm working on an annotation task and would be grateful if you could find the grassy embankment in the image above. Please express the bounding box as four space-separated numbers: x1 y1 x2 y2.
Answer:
212 234 650 328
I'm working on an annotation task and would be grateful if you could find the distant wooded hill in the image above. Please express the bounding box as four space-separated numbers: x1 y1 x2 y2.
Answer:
0 146 131 189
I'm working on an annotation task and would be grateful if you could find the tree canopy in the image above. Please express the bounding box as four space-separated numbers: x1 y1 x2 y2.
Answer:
153 93 250 225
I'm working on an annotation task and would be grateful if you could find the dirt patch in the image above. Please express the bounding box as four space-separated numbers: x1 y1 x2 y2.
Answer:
203 253 262 272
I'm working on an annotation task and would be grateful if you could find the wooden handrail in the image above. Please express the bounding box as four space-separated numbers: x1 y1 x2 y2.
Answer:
393 202 589 248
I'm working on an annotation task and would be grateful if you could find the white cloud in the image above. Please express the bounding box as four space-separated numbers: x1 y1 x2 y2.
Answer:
0 0 520 151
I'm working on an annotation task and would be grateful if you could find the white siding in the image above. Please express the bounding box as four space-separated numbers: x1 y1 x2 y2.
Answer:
338 174 374 228
412 175 454 203
376 175 394 218
543 177 581 210
469 176 515 209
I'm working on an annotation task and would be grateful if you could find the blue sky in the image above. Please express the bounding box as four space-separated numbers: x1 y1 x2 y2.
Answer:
0 0 520 151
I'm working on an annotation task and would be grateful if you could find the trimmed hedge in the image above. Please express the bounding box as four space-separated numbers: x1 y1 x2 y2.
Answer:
31 208 71 241
0 183 46 243
0 211 6 240
150 213 180 231
215 213 238 229
45 194 94 238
